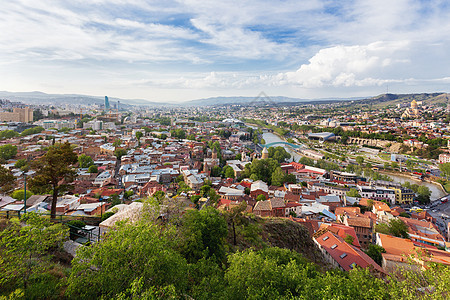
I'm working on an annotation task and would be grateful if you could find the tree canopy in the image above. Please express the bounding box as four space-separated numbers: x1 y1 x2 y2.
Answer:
241 158 280 185
0 144 17 162
29 142 77 219
78 154 94 168
268 146 291 163
0 165 16 194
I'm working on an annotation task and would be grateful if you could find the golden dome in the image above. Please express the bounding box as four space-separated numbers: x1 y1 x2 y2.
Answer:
411 99 418 109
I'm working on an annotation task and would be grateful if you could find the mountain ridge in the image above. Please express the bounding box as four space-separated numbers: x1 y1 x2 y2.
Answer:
0 90 448 107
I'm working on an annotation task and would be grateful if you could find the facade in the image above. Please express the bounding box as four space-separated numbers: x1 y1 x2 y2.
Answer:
313 229 383 272
401 100 420 119
0 107 33 123
343 215 374 249
250 180 269 199
439 153 450 164
261 147 269 159
358 186 396 205
389 187 415 204
105 96 110 110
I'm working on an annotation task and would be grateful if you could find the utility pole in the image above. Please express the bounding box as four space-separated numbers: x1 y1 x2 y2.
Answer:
23 172 27 214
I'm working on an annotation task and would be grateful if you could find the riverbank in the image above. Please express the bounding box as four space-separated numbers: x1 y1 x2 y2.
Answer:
380 170 446 200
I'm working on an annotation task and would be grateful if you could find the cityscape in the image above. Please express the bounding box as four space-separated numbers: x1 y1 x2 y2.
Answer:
1 1 450 299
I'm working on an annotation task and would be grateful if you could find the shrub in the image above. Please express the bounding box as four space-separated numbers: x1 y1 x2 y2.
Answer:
101 211 115 222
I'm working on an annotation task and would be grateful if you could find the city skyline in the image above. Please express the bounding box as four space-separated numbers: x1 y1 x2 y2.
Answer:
1 1 450 102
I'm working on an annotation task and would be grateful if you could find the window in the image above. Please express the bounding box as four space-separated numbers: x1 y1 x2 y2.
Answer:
322 236 329 241
349 262 357 269
340 253 347 259
331 244 338 249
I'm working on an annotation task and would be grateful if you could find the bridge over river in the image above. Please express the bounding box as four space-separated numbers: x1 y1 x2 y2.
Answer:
259 141 303 149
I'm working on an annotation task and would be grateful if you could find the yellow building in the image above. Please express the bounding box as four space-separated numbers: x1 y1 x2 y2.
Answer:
390 187 415 204
401 100 420 119
261 147 269 159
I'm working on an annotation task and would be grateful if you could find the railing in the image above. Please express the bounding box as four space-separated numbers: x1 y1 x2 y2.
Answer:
0 210 101 225
0 210 103 244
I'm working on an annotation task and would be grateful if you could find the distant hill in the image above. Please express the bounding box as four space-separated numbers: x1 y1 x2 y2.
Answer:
1 90 448 108
181 95 364 106
357 92 450 107
0 91 365 107
0 91 167 107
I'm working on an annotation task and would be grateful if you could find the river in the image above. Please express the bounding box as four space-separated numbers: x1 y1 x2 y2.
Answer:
262 132 303 162
262 132 445 200
383 174 446 201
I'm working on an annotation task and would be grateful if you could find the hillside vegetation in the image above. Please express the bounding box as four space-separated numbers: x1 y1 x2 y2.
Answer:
359 93 450 108
1 202 450 299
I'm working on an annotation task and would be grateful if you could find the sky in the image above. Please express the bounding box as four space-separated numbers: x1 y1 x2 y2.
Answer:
1 0 450 103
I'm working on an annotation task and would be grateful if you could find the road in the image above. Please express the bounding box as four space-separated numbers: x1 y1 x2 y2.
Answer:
426 197 450 238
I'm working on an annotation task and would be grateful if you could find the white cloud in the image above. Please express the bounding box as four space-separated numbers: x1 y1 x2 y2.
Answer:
277 41 410 88
1 0 450 100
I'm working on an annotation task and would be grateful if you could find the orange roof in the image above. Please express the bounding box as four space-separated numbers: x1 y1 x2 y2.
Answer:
335 206 361 216
319 223 361 248
398 217 444 242
372 201 391 212
315 231 384 272
378 233 450 266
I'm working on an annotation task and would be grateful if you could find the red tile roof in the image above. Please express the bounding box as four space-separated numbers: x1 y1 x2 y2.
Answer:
315 231 384 272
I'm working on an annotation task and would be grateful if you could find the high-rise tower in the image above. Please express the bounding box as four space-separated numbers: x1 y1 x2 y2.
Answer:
104 96 110 111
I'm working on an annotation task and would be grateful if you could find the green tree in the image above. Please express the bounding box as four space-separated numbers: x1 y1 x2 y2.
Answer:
153 190 165 202
170 129 186 139
200 184 211 196
20 126 44 136
114 148 127 160
11 189 34 201
284 173 297 184
355 156 364 165
112 139 121 147
364 244 386 266
58 127 71 133
0 130 19 140
256 194 266 201
299 156 314 166
179 207 227 263
244 187 250 195
376 219 409 238
241 158 280 185
271 167 285 186
268 146 291 163
344 234 354 245
78 154 94 168
388 218 409 238
0 213 68 295
346 188 361 198
67 219 188 299
0 144 17 162
135 131 143 141
210 165 222 177
124 190 134 200
14 159 28 170
29 142 77 219
208 189 220 205
439 162 450 178
223 201 248 246
416 185 431 204
88 164 98 173
224 248 316 299
0 165 16 194
391 161 399 170
223 165 235 179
